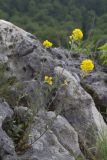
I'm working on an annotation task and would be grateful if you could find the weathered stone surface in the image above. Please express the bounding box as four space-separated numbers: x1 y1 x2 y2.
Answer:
19 111 77 160
0 20 85 81
54 67 107 146
0 20 39 57
0 20 107 160
51 115 84 159
19 110 85 160
0 98 13 127
51 47 87 77
81 71 107 122
0 98 17 160
0 20 53 80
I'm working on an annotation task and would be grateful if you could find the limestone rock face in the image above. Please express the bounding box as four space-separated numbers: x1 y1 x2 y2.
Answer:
0 98 17 160
0 20 107 160
81 71 107 122
55 67 107 146
51 114 84 158
0 20 86 81
0 20 53 80
19 111 83 160
0 98 13 126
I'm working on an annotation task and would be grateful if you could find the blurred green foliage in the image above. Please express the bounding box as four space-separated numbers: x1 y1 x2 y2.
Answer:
0 0 107 46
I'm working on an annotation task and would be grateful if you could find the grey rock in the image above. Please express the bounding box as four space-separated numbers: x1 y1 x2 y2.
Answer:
0 20 85 81
81 71 107 122
0 20 40 57
0 20 107 159
75 53 107 122
0 20 57 81
54 67 107 147
0 54 8 64
0 98 13 127
51 115 84 159
0 98 17 160
51 47 87 76
0 128 16 160
19 111 78 160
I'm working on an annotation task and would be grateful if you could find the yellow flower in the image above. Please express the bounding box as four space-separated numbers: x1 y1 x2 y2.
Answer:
43 40 53 48
44 76 53 85
64 80 68 86
80 59 94 72
72 28 83 41
61 80 69 87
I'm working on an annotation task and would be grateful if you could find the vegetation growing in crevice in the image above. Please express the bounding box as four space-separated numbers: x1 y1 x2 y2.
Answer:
0 3 107 157
0 64 18 107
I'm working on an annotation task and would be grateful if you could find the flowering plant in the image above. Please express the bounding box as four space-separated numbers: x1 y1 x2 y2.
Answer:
70 28 83 41
69 28 83 52
98 43 107 66
80 59 94 74
43 40 53 48
44 76 53 85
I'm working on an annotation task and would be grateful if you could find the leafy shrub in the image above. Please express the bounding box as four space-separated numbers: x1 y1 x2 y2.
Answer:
98 43 107 66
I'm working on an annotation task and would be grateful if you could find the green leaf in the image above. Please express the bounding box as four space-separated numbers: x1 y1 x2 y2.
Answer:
98 43 107 51
100 53 107 60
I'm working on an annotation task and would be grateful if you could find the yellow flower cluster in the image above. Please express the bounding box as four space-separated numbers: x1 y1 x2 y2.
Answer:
61 80 69 87
70 28 83 41
80 59 94 72
44 76 53 85
43 40 53 48
64 80 68 86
